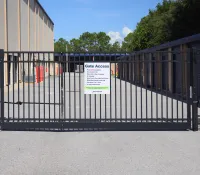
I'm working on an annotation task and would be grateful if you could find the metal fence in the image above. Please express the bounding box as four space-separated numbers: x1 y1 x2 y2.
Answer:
0 49 199 131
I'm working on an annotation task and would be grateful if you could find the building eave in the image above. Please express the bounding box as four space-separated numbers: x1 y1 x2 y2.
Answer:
36 0 54 25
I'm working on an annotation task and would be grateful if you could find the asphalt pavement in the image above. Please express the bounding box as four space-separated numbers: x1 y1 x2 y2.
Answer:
0 131 200 175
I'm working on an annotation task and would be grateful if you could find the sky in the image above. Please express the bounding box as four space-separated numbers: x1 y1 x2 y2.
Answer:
39 0 163 43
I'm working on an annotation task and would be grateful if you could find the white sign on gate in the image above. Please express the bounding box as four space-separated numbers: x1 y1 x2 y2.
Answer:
84 62 110 94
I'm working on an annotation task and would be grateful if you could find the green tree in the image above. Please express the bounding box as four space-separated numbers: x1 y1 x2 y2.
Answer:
109 41 121 52
55 32 123 53
70 38 82 52
96 32 111 52
122 33 135 51
78 32 111 52
123 0 200 51
54 38 70 52
122 0 176 51
170 0 200 40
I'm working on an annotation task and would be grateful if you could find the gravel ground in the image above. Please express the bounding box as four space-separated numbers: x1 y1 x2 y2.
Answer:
0 131 200 175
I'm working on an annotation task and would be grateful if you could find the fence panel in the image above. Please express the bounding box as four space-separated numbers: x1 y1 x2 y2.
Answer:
0 51 196 131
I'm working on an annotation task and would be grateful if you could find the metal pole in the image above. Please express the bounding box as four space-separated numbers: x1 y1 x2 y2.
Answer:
191 48 198 131
60 53 64 120
186 49 191 128
0 49 5 129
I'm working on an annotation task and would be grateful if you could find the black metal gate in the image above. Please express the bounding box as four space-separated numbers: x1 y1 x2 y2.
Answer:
0 50 199 131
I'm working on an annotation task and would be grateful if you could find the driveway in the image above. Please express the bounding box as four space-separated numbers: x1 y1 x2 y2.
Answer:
4 73 192 121
0 131 200 175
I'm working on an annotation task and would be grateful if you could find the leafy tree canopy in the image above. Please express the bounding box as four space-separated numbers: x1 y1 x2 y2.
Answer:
54 32 120 52
123 0 200 51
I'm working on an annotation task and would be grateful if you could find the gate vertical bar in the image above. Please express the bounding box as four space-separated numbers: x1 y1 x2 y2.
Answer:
60 53 64 120
0 49 4 128
192 48 198 131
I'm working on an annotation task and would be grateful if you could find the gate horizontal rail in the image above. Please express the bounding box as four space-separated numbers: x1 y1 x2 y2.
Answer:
2 122 190 131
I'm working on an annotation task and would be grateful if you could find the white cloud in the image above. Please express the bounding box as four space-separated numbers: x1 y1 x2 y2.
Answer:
122 26 132 37
107 26 132 44
107 31 123 44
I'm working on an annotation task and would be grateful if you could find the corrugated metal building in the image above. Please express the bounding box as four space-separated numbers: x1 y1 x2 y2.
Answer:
0 0 54 86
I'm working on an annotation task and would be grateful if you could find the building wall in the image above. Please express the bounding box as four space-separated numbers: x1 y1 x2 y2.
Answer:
39 6 43 51
0 0 54 86
50 23 54 52
7 0 18 51
21 0 29 51
29 0 35 51
0 0 6 50
35 3 39 51
111 63 118 75
0 0 54 52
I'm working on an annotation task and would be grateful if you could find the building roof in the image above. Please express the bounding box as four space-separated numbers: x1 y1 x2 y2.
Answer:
36 0 54 25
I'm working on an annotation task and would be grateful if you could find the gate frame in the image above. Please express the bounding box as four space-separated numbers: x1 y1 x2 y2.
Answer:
191 48 199 131
0 50 198 131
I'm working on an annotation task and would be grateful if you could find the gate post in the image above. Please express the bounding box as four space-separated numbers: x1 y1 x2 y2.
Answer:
191 48 198 131
0 49 4 129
